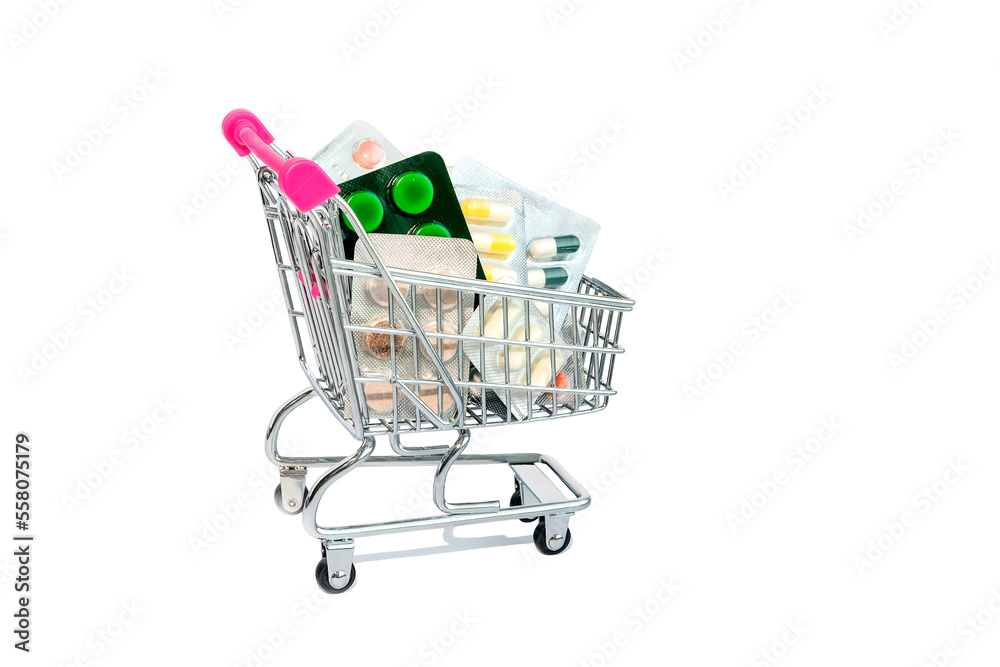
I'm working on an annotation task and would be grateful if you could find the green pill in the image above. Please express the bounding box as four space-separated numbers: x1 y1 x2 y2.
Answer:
390 170 434 215
412 222 451 238
343 190 384 232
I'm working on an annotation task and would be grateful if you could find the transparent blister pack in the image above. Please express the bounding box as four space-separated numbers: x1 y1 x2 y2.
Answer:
453 183 528 285
460 293 581 420
312 120 407 183
452 159 600 315
350 234 478 424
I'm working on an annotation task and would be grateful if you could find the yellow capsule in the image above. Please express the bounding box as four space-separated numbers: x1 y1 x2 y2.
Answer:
483 264 517 282
461 198 513 226
471 231 516 259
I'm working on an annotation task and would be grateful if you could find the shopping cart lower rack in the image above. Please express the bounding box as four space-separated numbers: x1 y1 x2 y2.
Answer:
223 110 633 593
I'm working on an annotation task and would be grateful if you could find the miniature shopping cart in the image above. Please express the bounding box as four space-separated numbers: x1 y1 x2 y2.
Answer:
223 110 632 593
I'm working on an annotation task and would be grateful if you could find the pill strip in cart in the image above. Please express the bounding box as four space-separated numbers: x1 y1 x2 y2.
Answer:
222 110 633 593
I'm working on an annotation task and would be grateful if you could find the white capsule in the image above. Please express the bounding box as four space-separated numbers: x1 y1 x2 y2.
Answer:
481 297 523 339
525 349 566 387
496 324 545 371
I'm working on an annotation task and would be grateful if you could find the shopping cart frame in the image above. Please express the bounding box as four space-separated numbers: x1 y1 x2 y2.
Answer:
223 110 633 592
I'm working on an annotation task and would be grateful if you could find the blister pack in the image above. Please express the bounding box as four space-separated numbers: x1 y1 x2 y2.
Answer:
454 183 528 285
337 152 487 281
460 291 582 420
452 158 600 302
351 234 478 424
312 120 407 183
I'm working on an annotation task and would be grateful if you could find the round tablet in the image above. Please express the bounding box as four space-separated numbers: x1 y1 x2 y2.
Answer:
390 170 434 215
352 139 384 169
419 321 459 363
412 222 451 238
362 317 405 360
343 190 384 232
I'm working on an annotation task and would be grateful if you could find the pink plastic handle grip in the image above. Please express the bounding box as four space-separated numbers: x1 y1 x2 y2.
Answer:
221 109 340 210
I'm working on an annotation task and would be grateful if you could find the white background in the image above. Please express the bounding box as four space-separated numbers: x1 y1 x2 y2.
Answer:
3 0 1000 665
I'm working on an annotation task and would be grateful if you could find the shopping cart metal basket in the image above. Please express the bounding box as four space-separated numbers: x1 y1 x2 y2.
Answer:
222 109 633 593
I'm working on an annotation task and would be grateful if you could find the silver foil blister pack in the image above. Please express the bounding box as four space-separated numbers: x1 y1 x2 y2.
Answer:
350 234 478 425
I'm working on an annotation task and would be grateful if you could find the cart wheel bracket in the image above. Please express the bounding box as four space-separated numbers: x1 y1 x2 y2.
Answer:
276 467 308 514
321 538 356 591
543 513 571 551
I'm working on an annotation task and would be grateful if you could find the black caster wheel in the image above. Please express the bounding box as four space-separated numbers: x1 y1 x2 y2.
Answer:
273 483 307 515
509 489 538 523
533 519 572 555
315 558 357 594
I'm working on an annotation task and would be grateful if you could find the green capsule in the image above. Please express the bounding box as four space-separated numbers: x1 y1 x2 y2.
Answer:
528 267 569 288
528 235 581 260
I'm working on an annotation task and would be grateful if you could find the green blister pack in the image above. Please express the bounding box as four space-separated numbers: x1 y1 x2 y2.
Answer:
337 151 486 280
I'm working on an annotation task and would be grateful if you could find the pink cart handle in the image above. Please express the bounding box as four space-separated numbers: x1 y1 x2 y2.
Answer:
222 109 339 211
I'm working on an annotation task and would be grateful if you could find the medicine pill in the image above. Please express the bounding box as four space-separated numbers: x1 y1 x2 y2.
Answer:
471 230 516 259
363 317 405 360
352 139 385 170
417 371 455 414
523 349 566 387
528 235 580 260
343 190 384 232
364 277 410 308
496 323 545 371
483 264 517 282
527 267 569 288
419 321 459 363
412 221 451 238
390 170 435 215
461 198 514 226
481 297 523 338
363 380 394 413
419 268 462 310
